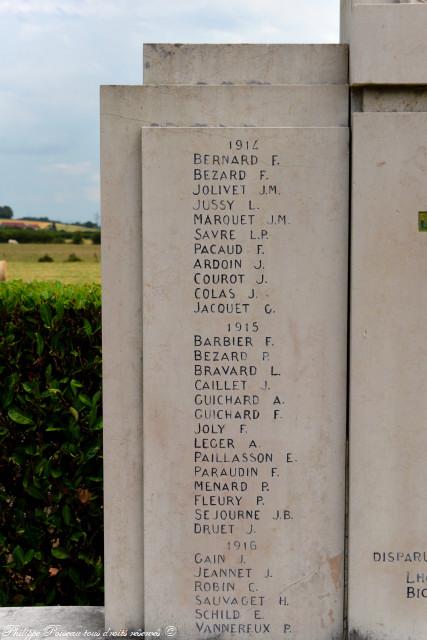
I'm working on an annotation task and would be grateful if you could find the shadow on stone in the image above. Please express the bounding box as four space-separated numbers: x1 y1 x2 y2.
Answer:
348 630 373 640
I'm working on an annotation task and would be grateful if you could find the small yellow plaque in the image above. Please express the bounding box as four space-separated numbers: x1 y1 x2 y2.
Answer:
419 212 427 232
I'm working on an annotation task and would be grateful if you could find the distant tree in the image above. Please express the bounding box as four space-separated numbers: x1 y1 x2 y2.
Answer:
0 206 13 219
72 232 84 245
24 216 51 222
70 221 99 229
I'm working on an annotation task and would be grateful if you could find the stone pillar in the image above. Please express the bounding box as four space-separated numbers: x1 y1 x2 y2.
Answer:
347 3 427 638
340 0 351 44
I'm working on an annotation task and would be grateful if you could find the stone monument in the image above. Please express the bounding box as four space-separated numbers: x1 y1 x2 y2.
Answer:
100 2 427 640
102 45 348 639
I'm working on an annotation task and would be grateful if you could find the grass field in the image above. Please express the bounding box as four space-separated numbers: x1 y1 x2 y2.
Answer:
0 243 101 284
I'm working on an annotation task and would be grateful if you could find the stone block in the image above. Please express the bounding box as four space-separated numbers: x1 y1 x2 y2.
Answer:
350 4 427 85
102 85 348 128
143 44 348 86
349 112 427 640
0 607 104 639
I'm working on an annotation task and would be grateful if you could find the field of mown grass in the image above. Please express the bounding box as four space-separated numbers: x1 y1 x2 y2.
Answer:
0 243 101 284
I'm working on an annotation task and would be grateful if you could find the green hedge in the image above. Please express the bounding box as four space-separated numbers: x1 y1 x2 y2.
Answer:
0 228 67 243
0 228 99 244
0 282 103 606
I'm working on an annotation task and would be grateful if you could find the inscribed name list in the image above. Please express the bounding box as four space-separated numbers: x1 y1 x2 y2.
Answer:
142 127 348 640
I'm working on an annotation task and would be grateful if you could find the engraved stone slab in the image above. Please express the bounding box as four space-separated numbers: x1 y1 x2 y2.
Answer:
142 126 348 639
349 112 427 640
143 44 348 86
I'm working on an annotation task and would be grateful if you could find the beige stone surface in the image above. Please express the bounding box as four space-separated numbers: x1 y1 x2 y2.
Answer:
143 44 348 85
0 607 104 638
349 112 427 639
350 4 427 85
101 99 144 632
101 85 348 632
142 126 348 639
101 85 348 128
362 87 427 112
352 0 396 4
340 0 351 43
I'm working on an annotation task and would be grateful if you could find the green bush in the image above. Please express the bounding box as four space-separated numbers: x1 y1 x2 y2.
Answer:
65 253 82 263
72 232 83 245
38 255 54 263
0 227 99 244
0 282 103 606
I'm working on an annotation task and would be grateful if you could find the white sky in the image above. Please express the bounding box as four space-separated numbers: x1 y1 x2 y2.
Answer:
0 0 340 222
